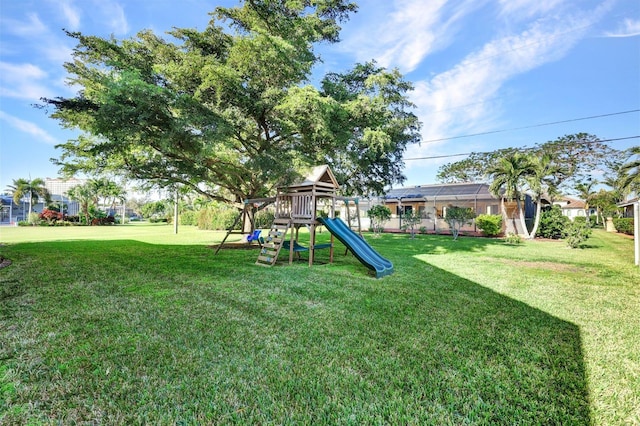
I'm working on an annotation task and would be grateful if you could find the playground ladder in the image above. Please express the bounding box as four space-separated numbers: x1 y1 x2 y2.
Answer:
255 218 291 267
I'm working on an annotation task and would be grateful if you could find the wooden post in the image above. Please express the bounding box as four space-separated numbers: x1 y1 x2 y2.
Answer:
309 223 315 267
289 223 295 265
355 198 363 237
634 201 639 267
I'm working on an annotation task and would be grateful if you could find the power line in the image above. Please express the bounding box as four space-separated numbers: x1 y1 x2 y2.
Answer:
404 135 640 161
418 109 640 145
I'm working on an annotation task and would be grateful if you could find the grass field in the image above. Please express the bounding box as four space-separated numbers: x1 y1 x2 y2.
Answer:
1 223 638 424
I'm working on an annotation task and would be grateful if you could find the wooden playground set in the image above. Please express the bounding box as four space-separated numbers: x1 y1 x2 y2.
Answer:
216 165 393 278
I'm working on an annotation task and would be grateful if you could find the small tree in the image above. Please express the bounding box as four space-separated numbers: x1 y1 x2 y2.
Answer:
401 210 422 239
367 205 391 237
444 206 476 240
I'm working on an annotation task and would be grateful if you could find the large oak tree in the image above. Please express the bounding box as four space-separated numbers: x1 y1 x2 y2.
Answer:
43 1 421 207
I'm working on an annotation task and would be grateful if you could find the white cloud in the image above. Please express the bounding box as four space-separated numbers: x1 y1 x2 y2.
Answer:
497 0 565 19
605 18 640 37
94 0 130 35
0 62 55 100
58 0 82 30
0 13 48 37
404 11 601 165
0 111 58 145
341 0 485 73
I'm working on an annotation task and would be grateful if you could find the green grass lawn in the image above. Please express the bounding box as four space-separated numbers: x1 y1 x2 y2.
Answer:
1 224 638 424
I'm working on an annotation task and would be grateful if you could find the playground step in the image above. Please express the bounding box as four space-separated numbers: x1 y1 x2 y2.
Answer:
255 219 291 267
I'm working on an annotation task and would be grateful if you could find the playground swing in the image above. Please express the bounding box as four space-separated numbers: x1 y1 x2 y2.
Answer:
214 198 274 254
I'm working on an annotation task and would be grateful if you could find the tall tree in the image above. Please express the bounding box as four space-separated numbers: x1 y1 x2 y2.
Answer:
43 1 420 208
6 178 51 215
488 152 536 238
437 133 617 192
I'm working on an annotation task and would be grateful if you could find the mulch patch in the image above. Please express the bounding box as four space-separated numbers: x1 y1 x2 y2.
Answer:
0 256 12 269
208 243 261 251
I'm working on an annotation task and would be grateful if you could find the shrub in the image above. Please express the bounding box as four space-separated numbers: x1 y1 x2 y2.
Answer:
39 209 64 224
28 213 41 226
180 210 198 226
573 216 588 226
539 205 570 239
197 204 239 230
419 226 428 235
612 218 634 235
475 214 502 237
565 220 592 248
149 217 169 224
255 209 275 228
504 233 523 244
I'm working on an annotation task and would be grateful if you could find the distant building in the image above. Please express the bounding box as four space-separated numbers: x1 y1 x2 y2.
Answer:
45 177 87 196
381 182 546 235
553 196 594 220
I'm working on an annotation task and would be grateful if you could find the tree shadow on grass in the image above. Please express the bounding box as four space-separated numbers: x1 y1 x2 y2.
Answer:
1 239 590 424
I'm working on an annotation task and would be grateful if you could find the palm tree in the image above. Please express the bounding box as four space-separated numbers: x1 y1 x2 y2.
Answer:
620 146 640 197
488 152 536 238
89 178 126 214
575 180 598 224
68 182 96 224
527 153 565 238
6 177 51 216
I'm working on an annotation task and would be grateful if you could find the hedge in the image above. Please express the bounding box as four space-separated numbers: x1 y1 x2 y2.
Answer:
612 218 634 235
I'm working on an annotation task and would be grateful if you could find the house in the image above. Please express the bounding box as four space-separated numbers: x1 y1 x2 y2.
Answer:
380 182 544 235
618 197 639 218
553 196 593 221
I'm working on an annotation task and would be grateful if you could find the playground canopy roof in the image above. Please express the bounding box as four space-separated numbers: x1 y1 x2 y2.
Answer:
286 164 339 193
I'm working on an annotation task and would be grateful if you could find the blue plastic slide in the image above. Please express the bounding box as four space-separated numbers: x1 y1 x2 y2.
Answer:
317 217 393 278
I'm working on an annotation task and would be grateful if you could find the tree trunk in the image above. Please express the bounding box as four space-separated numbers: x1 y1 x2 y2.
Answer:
501 198 515 235
515 198 530 239
529 196 543 239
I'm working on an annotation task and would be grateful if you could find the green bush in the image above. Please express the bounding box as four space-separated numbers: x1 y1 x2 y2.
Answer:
565 221 592 248
539 206 570 239
612 218 634 235
149 217 168 223
475 214 502 237
255 209 275 228
573 216 588 226
180 210 198 226
504 233 523 244
197 204 239 230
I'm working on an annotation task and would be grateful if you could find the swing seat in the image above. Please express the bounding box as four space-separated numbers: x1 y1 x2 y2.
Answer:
247 230 261 242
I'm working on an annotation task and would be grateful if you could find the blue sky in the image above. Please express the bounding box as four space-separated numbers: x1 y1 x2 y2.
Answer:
1 0 639 194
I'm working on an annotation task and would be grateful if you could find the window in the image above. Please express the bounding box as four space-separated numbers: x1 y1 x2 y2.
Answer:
486 205 499 215
397 205 413 216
